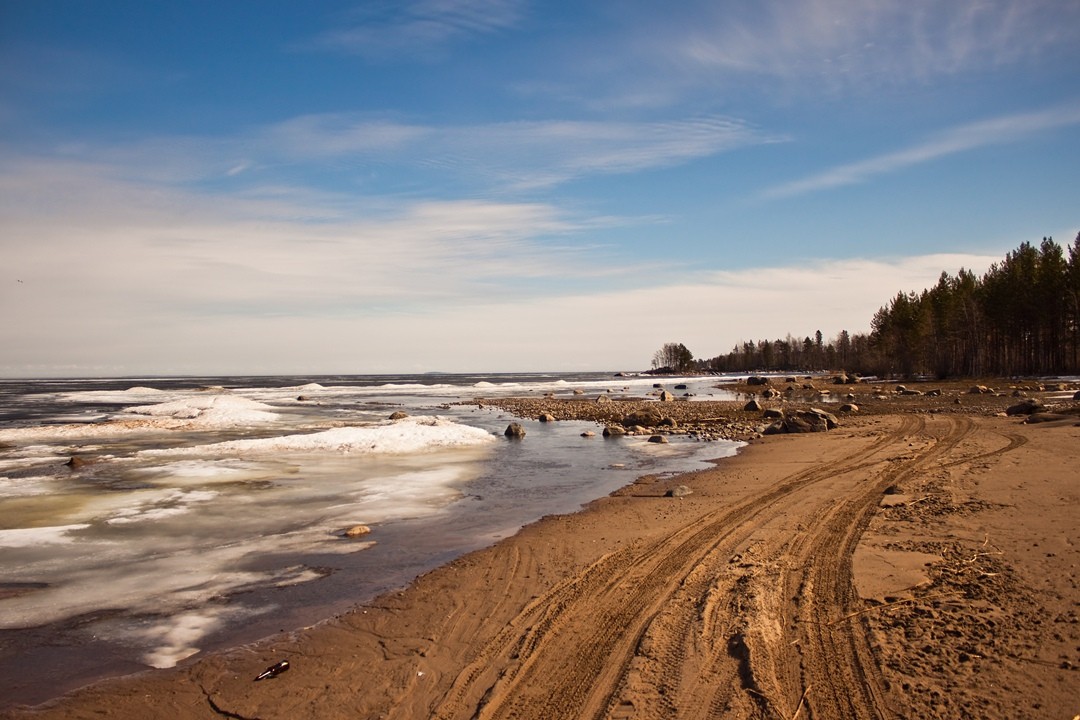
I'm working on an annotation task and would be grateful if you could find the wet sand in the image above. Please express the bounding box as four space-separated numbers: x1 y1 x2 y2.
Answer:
5 385 1080 719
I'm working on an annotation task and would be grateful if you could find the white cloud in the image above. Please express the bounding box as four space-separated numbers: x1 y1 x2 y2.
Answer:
0 152 1003 376
762 103 1080 198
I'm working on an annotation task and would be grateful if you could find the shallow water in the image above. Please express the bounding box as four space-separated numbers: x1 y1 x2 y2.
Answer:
0 372 740 707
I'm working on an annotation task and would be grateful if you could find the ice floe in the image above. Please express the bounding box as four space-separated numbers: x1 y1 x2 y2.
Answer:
140 416 496 457
118 395 279 425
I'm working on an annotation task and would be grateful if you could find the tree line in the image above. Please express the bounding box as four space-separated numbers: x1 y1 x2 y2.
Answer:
659 233 1080 379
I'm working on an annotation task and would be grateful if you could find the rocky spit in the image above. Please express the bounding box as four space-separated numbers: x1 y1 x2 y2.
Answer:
468 376 1079 444
471 397 778 442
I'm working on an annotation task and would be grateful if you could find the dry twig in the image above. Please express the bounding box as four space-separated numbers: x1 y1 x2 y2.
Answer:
827 591 962 626
788 684 812 720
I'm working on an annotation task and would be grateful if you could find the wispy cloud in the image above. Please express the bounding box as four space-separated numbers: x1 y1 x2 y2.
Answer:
762 103 1080 199
678 0 1076 88
262 114 785 190
35 112 782 193
311 0 528 57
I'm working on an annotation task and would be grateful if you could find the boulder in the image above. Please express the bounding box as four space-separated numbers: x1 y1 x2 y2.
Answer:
65 456 92 469
743 399 763 412
658 417 678 428
538 413 556 423
763 408 784 419
833 374 849 385
647 435 668 444
674 384 688 390
839 403 859 413
1023 413 1072 424
581 430 596 437
623 409 662 427
968 385 991 394
808 407 840 429
665 485 692 498
747 376 771 386
762 388 780 399
343 524 371 538
658 390 676 402
1005 398 1045 416
1074 390 1080 400
764 408 838 435
602 425 627 437
596 394 613 403
388 411 409 420
504 422 527 438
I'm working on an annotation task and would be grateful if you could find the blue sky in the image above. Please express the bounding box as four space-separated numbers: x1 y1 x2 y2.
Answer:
2 0 1078 376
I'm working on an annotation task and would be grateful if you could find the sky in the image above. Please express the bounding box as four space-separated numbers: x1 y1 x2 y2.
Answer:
2 0 1078 377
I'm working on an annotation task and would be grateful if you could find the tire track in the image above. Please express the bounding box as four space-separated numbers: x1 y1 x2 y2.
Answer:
429 416 928 720
784 415 975 719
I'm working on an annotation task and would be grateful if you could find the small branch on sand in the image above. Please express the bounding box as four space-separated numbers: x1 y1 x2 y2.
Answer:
788 684 812 720
965 534 1003 564
827 592 962 626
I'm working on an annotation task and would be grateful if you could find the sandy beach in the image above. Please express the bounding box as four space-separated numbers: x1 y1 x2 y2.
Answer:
5 383 1079 719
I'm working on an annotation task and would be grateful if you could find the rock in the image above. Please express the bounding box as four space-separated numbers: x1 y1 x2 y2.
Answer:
581 430 596 437
1074 390 1080 400
762 388 780 399
743 399 763 412
573 389 584 395
603 425 627 437
389 411 409 420
1023 413 1071 424
785 377 798 383
765 408 838 434
296 395 309 401
538 413 555 423
747 376 771 386
968 385 991 394
665 485 692 498
763 408 783 419
658 417 678 428
504 422 527 438
926 389 941 397
1006 398 1045 416
65 456 91 469
895 384 907 393
674 384 688 390
839 403 859 413
833 374 849 384
623 409 662 427
343 524 371 538
658 390 675 402
596 394 612 403
808 407 840 428
653 383 664 388
899 389 922 396
647 435 668 444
